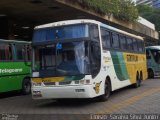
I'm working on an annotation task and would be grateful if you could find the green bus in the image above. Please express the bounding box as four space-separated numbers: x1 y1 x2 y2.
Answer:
0 39 31 94
146 46 160 78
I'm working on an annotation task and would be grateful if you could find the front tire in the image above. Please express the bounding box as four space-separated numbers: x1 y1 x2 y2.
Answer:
98 80 111 102
22 78 31 95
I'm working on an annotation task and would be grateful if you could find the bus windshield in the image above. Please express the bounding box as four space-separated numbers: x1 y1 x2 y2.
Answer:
151 49 160 64
34 41 90 77
33 24 89 43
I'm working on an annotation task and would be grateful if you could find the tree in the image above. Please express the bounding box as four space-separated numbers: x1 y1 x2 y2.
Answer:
76 0 139 22
137 5 160 32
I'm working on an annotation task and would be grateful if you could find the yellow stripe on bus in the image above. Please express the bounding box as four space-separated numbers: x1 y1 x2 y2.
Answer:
32 77 65 83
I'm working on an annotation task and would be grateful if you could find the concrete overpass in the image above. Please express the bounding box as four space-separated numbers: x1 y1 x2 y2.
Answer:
0 0 159 45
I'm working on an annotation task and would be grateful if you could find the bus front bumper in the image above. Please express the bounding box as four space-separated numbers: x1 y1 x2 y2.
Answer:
32 85 95 99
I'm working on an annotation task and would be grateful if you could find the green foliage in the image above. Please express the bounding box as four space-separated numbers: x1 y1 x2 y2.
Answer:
76 0 139 22
137 5 160 32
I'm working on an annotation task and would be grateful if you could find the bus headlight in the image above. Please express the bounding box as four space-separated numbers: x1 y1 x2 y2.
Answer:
75 80 90 85
86 79 90 84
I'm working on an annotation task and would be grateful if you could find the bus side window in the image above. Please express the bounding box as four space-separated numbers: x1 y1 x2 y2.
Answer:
138 40 144 52
119 35 127 50
0 44 12 61
100 28 111 50
127 37 133 51
15 45 25 61
111 32 120 49
26 45 31 61
90 41 101 78
141 41 145 53
0 44 6 60
90 25 99 42
133 39 138 52
6 44 13 60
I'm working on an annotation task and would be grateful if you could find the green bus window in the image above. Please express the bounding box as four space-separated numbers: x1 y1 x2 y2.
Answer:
0 44 12 61
0 44 6 60
16 45 25 61
27 45 31 61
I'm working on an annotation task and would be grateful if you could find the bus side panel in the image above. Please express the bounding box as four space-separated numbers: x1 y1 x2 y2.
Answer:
110 51 129 81
123 53 147 84
99 51 131 92
0 62 31 93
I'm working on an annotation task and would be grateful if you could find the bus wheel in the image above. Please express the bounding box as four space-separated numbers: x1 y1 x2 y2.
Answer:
22 78 31 95
148 69 154 79
133 73 141 88
98 80 111 102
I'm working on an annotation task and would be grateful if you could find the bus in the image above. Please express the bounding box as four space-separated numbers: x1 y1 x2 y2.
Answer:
146 46 160 78
31 19 147 101
0 39 31 94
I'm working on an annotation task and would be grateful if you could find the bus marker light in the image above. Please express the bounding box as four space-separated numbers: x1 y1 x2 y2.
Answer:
86 80 90 84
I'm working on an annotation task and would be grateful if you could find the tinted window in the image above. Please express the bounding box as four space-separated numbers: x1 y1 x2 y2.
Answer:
16 45 25 61
150 49 160 64
119 35 127 50
0 44 12 61
127 37 133 50
90 25 99 41
90 41 101 78
33 24 89 43
133 39 138 51
112 33 119 49
26 45 31 61
138 40 144 52
101 28 111 50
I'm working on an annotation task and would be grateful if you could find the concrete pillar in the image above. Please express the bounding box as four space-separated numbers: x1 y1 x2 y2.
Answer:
0 16 8 39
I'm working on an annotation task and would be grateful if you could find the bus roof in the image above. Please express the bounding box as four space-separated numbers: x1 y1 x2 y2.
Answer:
146 46 160 50
34 19 143 40
0 39 31 44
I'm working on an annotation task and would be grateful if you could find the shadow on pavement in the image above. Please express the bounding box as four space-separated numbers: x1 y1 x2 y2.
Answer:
0 91 22 99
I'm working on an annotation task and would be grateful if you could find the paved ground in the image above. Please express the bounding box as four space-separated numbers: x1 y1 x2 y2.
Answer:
0 78 160 120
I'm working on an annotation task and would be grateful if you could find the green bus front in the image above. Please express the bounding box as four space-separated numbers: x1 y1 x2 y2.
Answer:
0 40 31 94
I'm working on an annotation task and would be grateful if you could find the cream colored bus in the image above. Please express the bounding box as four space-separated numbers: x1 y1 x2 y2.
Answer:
31 19 147 101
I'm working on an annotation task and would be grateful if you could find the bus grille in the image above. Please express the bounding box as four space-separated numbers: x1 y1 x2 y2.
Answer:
59 81 72 85
44 82 55 86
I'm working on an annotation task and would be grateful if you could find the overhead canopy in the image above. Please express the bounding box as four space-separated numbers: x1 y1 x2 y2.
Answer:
0 0 159 45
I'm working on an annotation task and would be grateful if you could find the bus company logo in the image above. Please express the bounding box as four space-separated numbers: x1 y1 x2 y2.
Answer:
127 55 138 62
94 81 102 94
0 69 23 74
103 56 111 63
